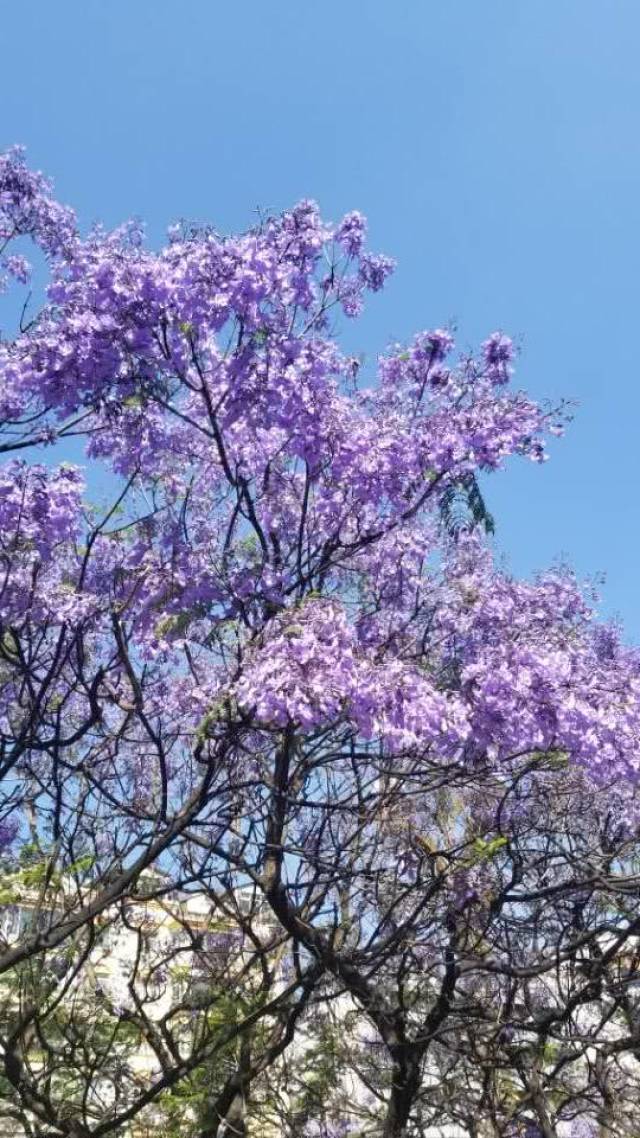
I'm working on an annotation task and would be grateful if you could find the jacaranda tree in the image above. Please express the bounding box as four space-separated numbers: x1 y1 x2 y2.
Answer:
1 147 640 1138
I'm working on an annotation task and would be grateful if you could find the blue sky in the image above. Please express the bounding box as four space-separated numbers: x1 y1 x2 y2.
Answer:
2 1 640 635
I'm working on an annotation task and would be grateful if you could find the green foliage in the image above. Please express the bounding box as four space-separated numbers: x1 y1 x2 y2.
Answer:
469 835 508 862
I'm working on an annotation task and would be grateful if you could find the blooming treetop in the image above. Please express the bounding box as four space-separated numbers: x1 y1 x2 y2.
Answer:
0 146 637 803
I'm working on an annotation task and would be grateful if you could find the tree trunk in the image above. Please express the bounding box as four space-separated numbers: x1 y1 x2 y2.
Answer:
201 1036 252 1138
382 1055 422 1138
219 1089 248 1138
220 1035 251 1138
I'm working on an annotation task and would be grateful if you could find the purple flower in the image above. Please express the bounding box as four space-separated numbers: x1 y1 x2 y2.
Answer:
425 328 455 362
358 251 395 291
482 331 514 365
0 819 18 851
482 332 515 384
334 210 367 257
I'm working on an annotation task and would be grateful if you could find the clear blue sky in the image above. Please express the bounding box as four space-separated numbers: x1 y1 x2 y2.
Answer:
2 1 639 635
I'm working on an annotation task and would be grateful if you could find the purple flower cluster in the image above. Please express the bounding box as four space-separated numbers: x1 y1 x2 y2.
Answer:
0 145 77 266
0 461 83 623
0 147 637 813
0 818 18 851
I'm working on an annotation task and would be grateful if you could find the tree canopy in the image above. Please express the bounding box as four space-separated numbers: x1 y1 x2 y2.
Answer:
1 147 640 1138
